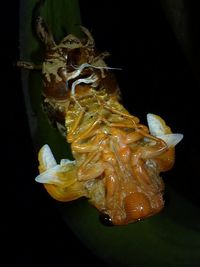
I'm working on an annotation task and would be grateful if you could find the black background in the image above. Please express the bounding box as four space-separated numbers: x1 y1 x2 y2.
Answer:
2 0 200 266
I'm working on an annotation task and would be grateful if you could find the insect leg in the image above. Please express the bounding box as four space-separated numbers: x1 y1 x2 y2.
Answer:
125 131 144 144
16 61 42 70
72 133 107 153
131 137 167 186
103 104 139 124
74 135 107 181
67 107 85 142
101 118 136 129
80 26 95 48
68 115 100 143
77 160 105 181
34 16 56 49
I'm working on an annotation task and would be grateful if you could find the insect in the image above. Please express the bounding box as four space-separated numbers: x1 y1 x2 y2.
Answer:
18 11 183 226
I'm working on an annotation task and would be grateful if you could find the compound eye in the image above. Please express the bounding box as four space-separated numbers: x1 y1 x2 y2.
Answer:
124 192 152 222
99 213 113 226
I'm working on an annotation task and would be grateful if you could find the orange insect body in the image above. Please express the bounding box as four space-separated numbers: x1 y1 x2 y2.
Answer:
18 15 183 225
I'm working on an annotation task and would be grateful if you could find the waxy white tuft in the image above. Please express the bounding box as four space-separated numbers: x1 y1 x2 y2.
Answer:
156 133 183 148
35 165 63 185
147 113 183 147
40 144 57 169
36 144 74 185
